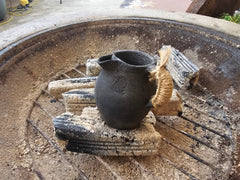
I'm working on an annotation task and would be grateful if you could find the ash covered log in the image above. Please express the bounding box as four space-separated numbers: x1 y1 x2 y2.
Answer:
152 89 183 116
63 88 95 115
62 87 182 117
48 76 97 99
53 107 161 156
86 58 101 76
161 46 200 89
85 47 200 90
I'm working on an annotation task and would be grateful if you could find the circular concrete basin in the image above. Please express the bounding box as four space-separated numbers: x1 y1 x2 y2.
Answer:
0 10 239 179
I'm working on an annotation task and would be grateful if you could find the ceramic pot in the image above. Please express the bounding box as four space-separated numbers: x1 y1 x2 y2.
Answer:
95 50 156 130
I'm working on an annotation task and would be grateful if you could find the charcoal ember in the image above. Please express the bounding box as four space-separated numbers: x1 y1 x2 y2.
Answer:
53 107 161 156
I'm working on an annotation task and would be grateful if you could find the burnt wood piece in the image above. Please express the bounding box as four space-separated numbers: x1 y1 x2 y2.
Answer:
152 89 183 116
161 46 200 89
63 87 183 117
53 107 161 156
63 88 95 115
84 47 200 90
86 58 101 76
48 76 97 99
86 59 101 76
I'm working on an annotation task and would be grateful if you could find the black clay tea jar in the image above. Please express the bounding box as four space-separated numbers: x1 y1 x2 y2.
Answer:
95 50 157 130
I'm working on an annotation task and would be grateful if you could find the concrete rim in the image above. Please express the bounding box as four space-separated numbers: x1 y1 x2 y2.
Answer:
0 9 240 51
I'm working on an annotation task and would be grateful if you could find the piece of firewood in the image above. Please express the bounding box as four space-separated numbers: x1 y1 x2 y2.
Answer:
86 59 101 76
53 107 161 156
62 87 182 117
151 89 183 116
48 77 97 99
84 47 200 89
150 46 174 108
161 45 200 89
63 88 95 115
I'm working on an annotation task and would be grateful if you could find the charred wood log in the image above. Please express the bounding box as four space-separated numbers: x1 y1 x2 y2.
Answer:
53 107 161 156
86 58 101 76
63 88 95 115
161 46 200 89
62 88 182 117
48 76 97 99
152 89 183 116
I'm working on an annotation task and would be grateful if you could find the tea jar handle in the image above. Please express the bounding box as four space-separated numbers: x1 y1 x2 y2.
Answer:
149 46 174 108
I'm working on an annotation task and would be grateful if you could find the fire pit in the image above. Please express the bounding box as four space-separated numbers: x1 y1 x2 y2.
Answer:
0 11 239 180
